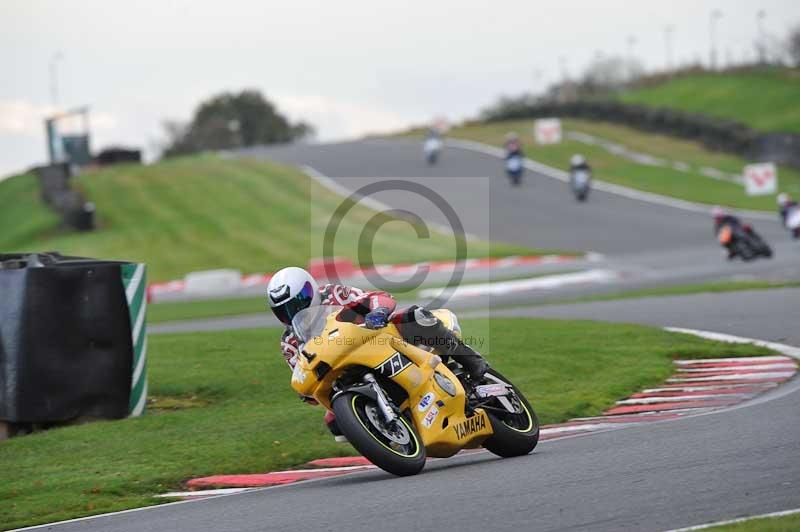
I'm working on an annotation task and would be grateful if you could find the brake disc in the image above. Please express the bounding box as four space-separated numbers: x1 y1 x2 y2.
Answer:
364 404 411 445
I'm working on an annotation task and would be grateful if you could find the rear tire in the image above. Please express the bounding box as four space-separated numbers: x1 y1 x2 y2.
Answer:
736 240 756 261
332 392 426 476
480 369 540 458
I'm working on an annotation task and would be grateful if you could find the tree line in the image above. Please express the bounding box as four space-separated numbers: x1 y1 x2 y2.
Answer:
161 89 313 158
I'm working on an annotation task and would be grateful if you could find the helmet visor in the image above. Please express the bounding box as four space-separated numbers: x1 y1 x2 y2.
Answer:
273 281 315 325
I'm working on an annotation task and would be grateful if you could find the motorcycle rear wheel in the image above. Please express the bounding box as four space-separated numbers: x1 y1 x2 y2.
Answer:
332 392 426 476
735 240 756 261
480 369 540 458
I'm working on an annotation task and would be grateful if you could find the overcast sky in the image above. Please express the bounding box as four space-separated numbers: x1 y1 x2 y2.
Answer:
1 0 799 176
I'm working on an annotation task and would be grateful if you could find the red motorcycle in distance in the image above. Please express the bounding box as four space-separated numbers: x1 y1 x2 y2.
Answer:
717 223 772 261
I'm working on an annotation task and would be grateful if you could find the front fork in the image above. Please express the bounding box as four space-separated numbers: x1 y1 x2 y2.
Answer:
364 373 398 423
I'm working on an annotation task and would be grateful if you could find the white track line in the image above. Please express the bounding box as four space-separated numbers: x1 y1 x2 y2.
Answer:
642 383 778 393
446 138 775 221
664 506 800 531
418 269 619 299
616 394 751 405
674 355 793 365
664 328 800 360
541 422 636 434
667 372 795 383
677 363 797 372
157 488 253 498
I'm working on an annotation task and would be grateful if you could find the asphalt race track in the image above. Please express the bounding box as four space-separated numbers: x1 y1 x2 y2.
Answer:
30 139 800 532
243 138 792 254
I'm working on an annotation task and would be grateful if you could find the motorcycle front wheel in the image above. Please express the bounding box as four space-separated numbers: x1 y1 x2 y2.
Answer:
480 369 540 458
332 392 426 476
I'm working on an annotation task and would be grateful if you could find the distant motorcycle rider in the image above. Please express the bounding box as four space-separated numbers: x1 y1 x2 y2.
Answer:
425 127 442 142
570 154 590 173
266 267 488 439
712 206 745 259
568 154 592 201
504 132 523 158
778 193 798 227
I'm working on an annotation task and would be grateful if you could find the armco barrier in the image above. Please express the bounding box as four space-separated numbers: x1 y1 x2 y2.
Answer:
483 100 800 169
0 253 147 437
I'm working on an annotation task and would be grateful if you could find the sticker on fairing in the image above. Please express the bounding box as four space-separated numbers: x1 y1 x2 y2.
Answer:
417 392 436 412
475 383 510 398
422 406 439 428
291 363 306 384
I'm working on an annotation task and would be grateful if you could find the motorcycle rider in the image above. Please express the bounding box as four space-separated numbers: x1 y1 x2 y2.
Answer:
423 127 443 163
712 206 746 259
504 132 523 158
425 127 442 143
266 266 488 440
778 193 798 226
570 154 590 173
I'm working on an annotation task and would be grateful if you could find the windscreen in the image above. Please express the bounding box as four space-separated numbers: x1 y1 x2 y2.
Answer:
291 305 343 344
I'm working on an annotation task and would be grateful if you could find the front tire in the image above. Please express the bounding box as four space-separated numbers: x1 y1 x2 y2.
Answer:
332 392 426 476
481 369 540 458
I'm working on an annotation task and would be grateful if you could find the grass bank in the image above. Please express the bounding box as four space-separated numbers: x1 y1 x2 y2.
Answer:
0 318 774 530
705 511 800 531
0 155 539 282
620 68 800 134
443 118 800 211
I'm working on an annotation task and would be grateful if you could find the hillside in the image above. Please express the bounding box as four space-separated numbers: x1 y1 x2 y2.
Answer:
619 68 800 134
0 155 533 282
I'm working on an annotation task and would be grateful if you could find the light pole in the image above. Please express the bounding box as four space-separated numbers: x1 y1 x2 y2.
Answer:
664 25 674 72
49 52 64 108
757 10 766 64
709 10 723 70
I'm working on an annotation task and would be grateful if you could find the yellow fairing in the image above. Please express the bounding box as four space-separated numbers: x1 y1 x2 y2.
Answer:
290 308 492 458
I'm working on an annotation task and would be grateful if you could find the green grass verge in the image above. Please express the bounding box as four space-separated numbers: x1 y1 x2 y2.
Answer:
0 173 61 250
703 512 800 531
619 68 800 134
443 118 800 211
148 296 267 323
0 155 539 282
0 318 775 530
147 270 581 324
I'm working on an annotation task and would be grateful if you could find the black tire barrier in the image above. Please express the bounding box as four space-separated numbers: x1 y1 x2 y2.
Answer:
34 164 96 231
95 147 142 166
0 253 148 435
482 100 800 169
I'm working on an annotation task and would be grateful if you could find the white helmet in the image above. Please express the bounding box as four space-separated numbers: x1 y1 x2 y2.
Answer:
571 154 586 166
711 205 727 219
777 193 789 206
267 267 319 325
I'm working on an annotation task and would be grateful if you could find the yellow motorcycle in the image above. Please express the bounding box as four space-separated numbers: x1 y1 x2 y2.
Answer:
290 305 539 476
